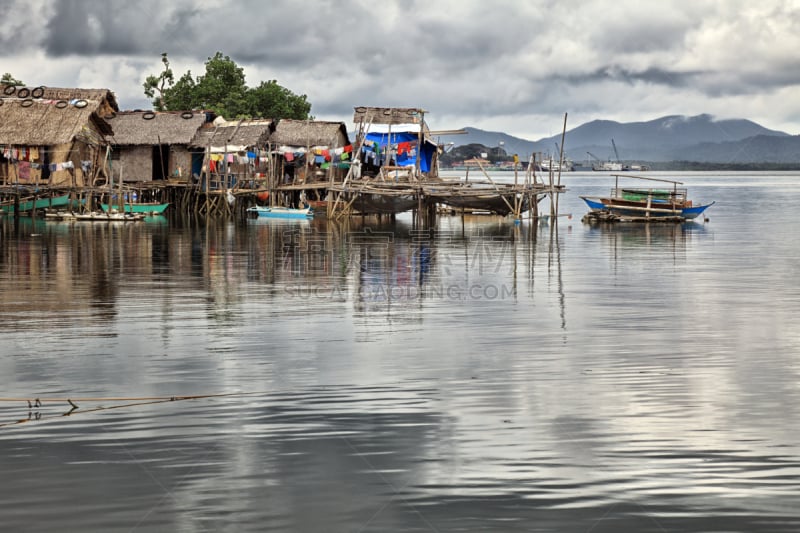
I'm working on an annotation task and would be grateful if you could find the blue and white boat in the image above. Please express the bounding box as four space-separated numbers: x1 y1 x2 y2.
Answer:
247 205 314 219
580 174 714 222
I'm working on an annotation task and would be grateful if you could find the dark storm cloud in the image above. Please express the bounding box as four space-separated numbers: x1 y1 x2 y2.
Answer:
561 66 702 88
43 0 167 56
0 0 40 52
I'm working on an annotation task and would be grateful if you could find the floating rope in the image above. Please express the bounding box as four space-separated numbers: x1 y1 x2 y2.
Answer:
0 392 261 430
0 392 255 404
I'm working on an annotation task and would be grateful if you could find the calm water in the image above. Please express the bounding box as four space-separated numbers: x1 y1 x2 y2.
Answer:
1 172 799 532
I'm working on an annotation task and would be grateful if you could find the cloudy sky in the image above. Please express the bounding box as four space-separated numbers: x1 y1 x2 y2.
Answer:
2 0 799 140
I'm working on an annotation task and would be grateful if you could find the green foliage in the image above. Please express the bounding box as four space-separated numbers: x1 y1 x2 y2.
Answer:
245 80 311 120
1 72 24 86
143 52 312 120
161 71 196 112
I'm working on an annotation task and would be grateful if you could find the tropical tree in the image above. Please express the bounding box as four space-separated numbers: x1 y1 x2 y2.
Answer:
143 52 312 120
142 53 174 110
246 80 311 120
1 73 24 86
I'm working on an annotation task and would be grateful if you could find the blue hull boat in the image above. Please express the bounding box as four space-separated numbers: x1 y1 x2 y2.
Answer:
247 205 313 219
581 174 714 222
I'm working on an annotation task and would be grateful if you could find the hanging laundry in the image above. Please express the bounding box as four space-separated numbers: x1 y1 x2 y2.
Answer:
343 144 353 153
246 151 257 159
81 160 92 172
18 161 31 181
226 154 234 163
285 152 294 162
340 152 350 161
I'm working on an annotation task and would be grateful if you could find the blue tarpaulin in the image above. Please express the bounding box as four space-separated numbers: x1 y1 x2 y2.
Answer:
364 131 436 172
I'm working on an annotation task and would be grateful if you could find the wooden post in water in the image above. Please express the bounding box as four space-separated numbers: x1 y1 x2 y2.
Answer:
204 143 211 218
31 190 39 219
118 162 125 213
13 189 20 223
554 112 567 218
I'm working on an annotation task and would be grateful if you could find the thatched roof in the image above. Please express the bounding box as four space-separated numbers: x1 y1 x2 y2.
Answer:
107 111 206 146
270 119 349 147
0 84 119 114
0 98 112 146
190 119 274 150
353 106 426 125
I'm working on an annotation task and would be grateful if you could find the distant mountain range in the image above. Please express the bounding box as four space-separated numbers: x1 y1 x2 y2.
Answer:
436 114 800 164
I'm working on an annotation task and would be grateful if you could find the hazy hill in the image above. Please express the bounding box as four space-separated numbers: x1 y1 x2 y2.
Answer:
436 115 798 164
672 134 800 163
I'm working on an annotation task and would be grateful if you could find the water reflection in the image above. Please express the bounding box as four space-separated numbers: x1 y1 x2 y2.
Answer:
4 175 800 532
0 214 569 351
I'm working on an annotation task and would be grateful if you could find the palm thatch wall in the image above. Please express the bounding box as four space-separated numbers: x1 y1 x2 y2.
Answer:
106 111 208 182
0 98 112 186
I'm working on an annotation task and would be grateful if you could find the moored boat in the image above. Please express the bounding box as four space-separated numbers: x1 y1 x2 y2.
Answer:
430 186 532 216
100 202 169 215
580 174 714 222
1 193 71 214
247 205 314 219
45 210 146 221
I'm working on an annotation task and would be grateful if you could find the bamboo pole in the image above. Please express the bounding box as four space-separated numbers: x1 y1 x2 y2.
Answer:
554 112 568 217
157 135 167 181
331 117 371 217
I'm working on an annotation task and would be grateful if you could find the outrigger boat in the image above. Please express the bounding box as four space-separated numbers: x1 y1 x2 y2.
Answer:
247 205 314 219
580 174 714 222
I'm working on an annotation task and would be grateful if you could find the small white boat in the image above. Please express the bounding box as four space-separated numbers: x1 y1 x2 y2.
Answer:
45 210 145 222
